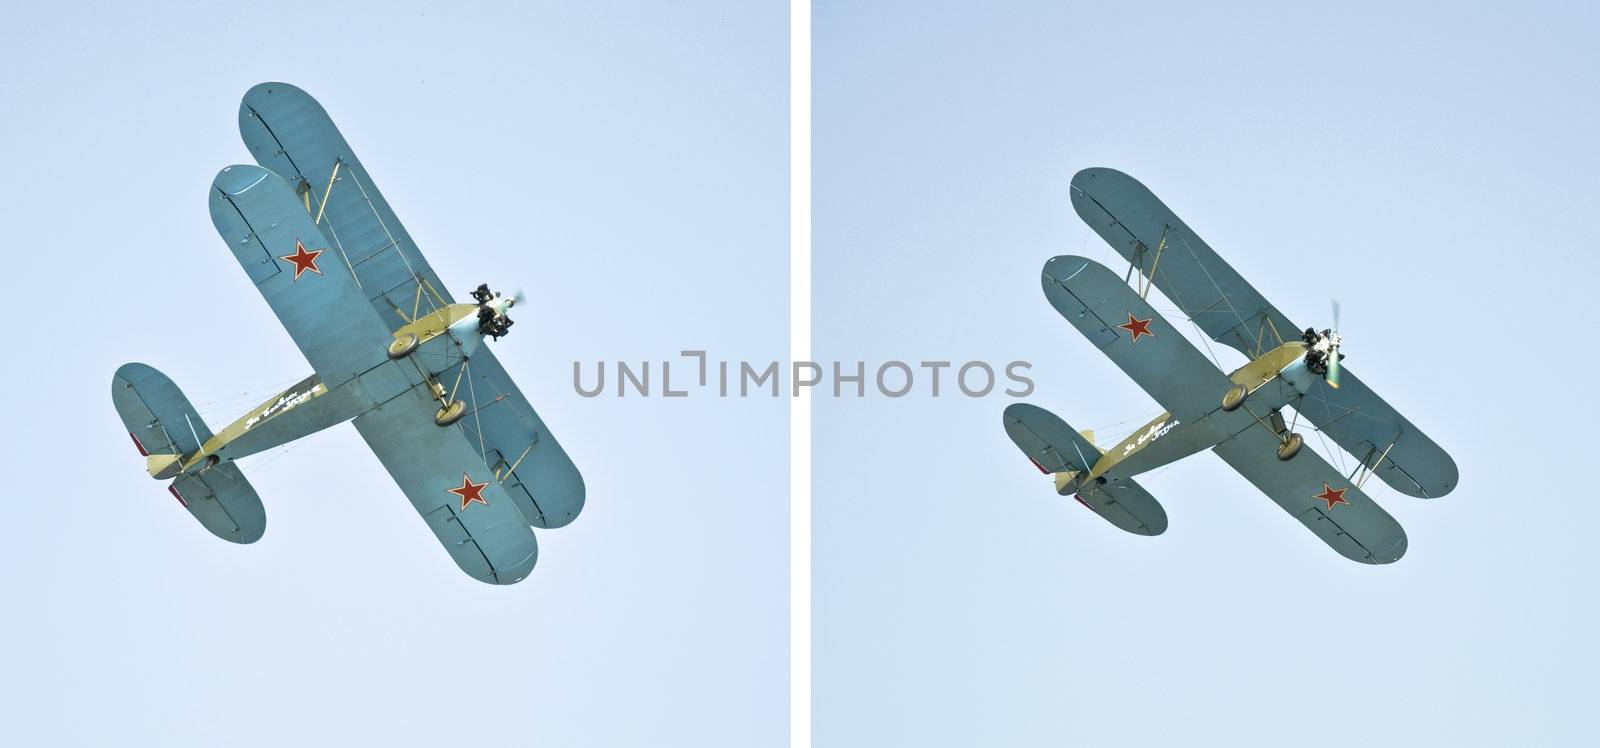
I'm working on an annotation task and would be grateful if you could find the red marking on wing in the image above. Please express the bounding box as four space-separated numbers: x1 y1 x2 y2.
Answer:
1074 494 1092 510
446 474 491 511
1028 457 1048 474
129 432 149 456
1117 312 1156 344
167 484 188 508
1312 483 1350 511
280 239 325 280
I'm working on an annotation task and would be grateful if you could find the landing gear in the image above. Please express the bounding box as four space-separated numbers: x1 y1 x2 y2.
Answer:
1263 409 1302 461
1221 384 1247 412
388 332 420 359
434 399 467 427
1276 432 1304 461
425 376 469 428
399 326 480 428
1230 393 1306 461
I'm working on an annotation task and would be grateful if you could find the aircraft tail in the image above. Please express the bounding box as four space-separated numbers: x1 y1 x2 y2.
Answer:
1003 403 1101 484
113 363 214 475
1003 403 1167 536
112 363 266 543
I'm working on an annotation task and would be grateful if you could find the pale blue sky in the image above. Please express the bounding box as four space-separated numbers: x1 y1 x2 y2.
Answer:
6 2 1596 746
0 2 786 746
816 1 1596 746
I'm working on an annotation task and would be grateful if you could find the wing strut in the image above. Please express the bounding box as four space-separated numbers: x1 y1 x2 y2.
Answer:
313 160 342 225
1347 438 1399 490
496 435 541 483
1134 227 1170 300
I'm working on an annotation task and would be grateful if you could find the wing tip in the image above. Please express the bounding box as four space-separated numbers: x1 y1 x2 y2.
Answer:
241 81 310 107
529 477 587 530
1355 531 1407 565
1132 516 1169 537
1070 166 1135 191
1039 255 1099 295
210 163 275 197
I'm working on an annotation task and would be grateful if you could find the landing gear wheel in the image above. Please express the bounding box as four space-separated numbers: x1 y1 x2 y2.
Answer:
1221 384 1248 412
434 399 467 427
1276 432 1304 461
388 332 420 359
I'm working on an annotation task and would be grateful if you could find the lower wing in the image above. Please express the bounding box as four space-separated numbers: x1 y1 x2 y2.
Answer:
1213 425 1406 564
451 349 585 530
352 383 541 584
1040 255 1233 422
209 164 396 387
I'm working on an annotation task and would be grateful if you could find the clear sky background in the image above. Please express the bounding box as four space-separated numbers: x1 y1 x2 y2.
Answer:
816 2 1596 746
0 2 787 746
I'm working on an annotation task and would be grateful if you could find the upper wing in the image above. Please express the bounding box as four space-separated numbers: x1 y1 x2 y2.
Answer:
209 164 396 386
1041 255 1233 422
238 82 455 328
1070 167 1457 498
239 82 585 527
1070 167 1288 355
1291 372 1456 498
352 382 540 584
1213 424 1407 564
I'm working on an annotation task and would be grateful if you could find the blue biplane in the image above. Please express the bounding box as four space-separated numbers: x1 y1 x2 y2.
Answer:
113 83 584 584
1005 168 1456 564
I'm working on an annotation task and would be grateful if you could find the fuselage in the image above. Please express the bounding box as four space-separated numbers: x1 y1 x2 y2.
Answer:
170 302 490 474
1057 341 1315 494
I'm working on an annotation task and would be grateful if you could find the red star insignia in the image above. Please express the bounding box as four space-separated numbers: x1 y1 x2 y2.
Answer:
447 474 490 511
1118 312 1156 344
279 239 325 280
1312 483 1350 511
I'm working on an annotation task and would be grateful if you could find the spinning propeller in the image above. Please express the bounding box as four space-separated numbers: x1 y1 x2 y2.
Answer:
1326 300 1341 389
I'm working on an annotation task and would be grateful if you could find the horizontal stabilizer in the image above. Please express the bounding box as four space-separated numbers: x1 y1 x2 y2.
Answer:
1074 477 1168 537
113 363 266 543
170 463 267 544
1003 403 1167 536
113 363 212 460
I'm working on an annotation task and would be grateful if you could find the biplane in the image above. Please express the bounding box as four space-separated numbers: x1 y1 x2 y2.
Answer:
1004 168 1455 564
112 83 584 584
